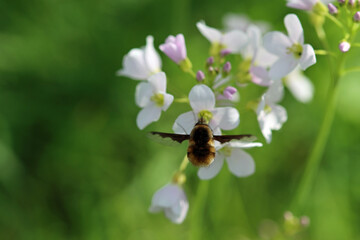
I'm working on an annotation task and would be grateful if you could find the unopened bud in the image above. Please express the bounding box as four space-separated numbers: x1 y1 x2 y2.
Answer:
339 41 351 52
223 61 231 73
300 216 310 227
206 56 214 66
354 11 360 22
223 86 237 100
338 0 345 3
328 3 338 14
220 49 232 57
196 70 205 82
349 0 355 6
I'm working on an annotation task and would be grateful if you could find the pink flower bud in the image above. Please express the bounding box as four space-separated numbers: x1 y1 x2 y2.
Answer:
223 86 237 99
196 70 205 82
328 3 338 14
300 216 310 227
338 0 345 4
339 41 351 52
206 56 214 65
223 61 231 73
354 11 360 22
220 49 232 57
349 0 355 6
159 34 187 64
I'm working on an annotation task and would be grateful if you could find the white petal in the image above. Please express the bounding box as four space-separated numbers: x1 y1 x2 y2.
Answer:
223 13 250 31
284 14 304 44
144 35 162 73
162 93 174 111
228 141 263 149
189 84 215 112
255 47 278 67
211 107 240 130
264 79 284 104
197 153 225 180
164 197 189 224
136 104 161 130
148 72 166 92
241 25 261 58
299 44 316 70
173 111 197 134
250 66 272 87
265 104 288 131
285 69 314 103
196 21 222 43
226 149 255 177
149 184 183 210
256 96 272 143
269 54 299 80
263 31 292 56
222 30 248 53
256 95 266 115
135 82 153 107
286 0 316 10
117 48 150 80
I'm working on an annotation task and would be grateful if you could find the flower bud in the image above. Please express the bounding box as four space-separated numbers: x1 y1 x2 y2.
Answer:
349 0 355 6
300 216 310 227
339 41 351 52
206 56 214 66
196 70 205 82
327 3 338 15
223 61 231 73
160 34 187 64
220 49 232 57
354 11 360 22
338 0 345 4
223 86 237 100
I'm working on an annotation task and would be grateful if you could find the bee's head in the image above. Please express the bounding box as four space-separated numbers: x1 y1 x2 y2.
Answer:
196 114 208 126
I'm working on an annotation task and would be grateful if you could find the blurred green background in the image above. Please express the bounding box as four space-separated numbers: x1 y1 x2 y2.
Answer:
0 0 360 239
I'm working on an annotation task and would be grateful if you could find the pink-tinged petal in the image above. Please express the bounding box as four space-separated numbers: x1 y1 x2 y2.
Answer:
162 93 174 111
189 84 215 112
263 31 292 56
284 14 304 44
197 153 225 180
196 21 222 43
159 42 182 63
136 104 161 130
148 72 166 92
286 0 316 10
265 104 288 131
265 79 284 104
286 69 314 103
222 30 248 53
226 149 255 177
135 82 152 107
144 35 162 73
175 34 187 60
228 141 263 149
173 111 197 134
117 48 150 80
269 54 299 80
211 107 240 130
299 44 316 70
250 66 272 87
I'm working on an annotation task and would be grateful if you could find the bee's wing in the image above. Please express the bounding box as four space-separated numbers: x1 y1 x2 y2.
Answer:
148 132 190 146
213 134 256 143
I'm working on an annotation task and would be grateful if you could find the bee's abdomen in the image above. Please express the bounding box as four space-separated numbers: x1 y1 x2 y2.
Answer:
187 143 216 167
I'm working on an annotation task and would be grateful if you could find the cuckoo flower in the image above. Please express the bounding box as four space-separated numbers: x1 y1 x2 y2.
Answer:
159 34 187 64
223 13 271 33
173 84 239 134
256 80 288 143
149 183 189 224
285 68 314 103
117 36 161 80
263 14 316 80
135 72 173 129
198 140 262 180
196 21 248 54
286 0 333 11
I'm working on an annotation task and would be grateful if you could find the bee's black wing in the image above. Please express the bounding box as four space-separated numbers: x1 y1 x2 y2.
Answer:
148 132 190 146
213 134 256 143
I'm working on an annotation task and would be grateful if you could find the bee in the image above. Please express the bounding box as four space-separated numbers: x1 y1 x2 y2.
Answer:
149 117 254 167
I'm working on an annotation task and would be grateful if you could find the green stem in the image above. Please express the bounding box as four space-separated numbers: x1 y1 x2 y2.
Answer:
189 181 209 240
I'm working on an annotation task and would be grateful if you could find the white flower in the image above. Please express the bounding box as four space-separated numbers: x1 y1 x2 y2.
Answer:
263 14 316 81
286 0 333 11
223 13 271 33
196 21 248 53
285 68 314 103
135 72 173 129
198 141 262 180
256 80 288 143
117 36 162 80
173 84 239 134
149 183 189 224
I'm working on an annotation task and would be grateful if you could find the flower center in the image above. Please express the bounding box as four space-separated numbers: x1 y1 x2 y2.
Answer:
236 58 252 84
287 43 303 59
151 93 164 107
220 146 232 157
198 110 213 124
265 104 272 114
210 42 226 57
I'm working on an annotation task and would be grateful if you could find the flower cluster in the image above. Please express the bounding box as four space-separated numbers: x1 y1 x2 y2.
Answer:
118 13 317 223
